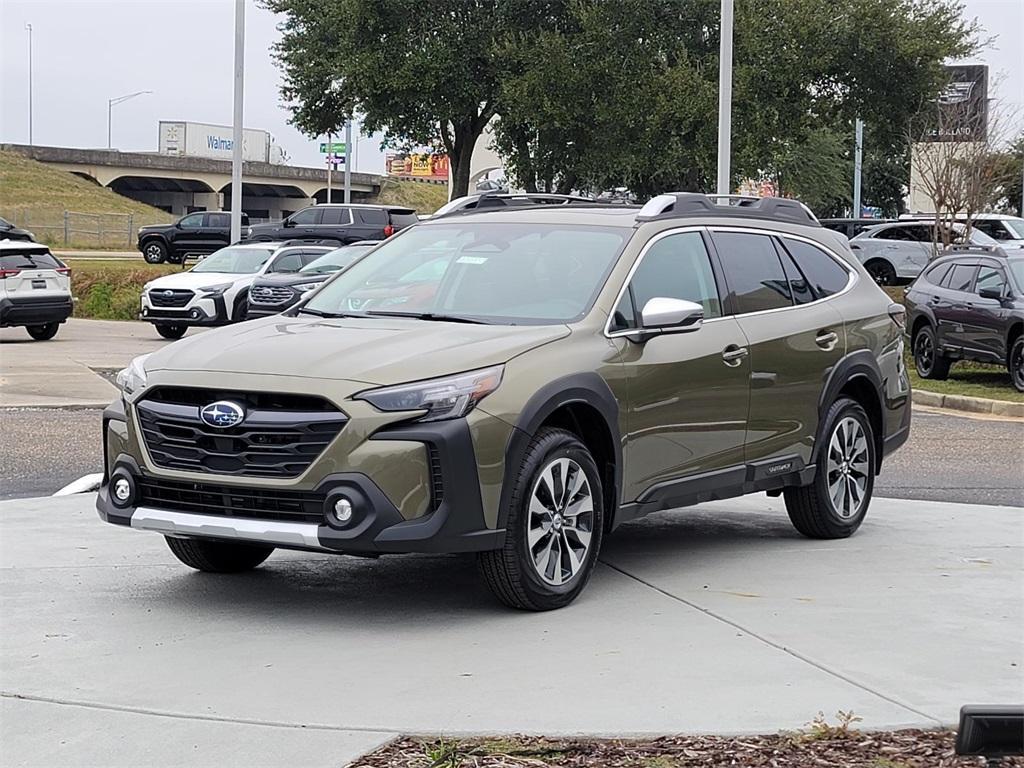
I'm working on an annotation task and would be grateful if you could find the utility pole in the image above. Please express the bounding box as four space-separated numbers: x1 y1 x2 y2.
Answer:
326 132 332 203
344 120 352 203
25 23 33 145
853 118 864 218
715 0 734 195
107 91 152 150
230 0 245 243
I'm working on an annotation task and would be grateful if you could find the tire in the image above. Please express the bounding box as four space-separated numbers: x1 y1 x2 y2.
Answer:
142 240 168 264
913 324 951 380
784 397 875 539
477 427 604 611
167 253 185 265
865 259 897 286
165 536 273 573
1009 335 1024 393
155 323 187 340
232 292 249 322
26 322 59 341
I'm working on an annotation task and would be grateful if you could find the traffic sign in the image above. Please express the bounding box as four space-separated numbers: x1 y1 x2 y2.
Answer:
320 142 347 153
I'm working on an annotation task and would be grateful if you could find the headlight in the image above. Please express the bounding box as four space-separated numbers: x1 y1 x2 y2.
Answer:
199 282 232 295
115 354 150 400
142 281 154 291
293 281 322 293
355 365 503 422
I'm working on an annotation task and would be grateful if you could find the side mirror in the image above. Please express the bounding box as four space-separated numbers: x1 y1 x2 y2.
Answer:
978 287 1003 300
282 218 295 228
632 297 704 341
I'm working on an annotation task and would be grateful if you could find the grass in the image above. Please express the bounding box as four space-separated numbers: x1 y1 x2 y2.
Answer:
373 177 449 214
0 149 174 250
68 261 180 321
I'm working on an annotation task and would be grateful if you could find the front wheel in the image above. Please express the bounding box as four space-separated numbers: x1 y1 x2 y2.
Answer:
142 241 167 264
26 322 60 341
155 323 187 340
165 537 274 573
865 259 897 286
478 428 604 611
784 397 875 539
1009 336 1024 393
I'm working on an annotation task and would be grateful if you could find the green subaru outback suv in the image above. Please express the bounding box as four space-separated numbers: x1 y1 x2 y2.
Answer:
98 194 911 610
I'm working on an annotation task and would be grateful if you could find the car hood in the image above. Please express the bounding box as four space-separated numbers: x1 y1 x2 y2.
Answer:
252 272 330 288
144 315 570 385
146 271 252 291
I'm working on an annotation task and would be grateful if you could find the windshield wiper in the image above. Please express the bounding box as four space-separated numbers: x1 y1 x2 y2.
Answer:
295 307 365 319
364 310 492 325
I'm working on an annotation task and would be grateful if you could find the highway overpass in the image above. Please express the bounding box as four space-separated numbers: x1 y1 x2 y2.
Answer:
2 144 383 219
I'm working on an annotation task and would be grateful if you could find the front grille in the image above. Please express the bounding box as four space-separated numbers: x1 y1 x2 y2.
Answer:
136 476 326 524
249 286 294 305
149 289 194 308
135 387 347 478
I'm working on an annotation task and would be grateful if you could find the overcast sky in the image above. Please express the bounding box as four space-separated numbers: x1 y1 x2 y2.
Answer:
1 0 1021 175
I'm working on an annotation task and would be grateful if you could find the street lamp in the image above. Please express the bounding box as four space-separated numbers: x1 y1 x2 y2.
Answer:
25 23 33 146
107 90 152 150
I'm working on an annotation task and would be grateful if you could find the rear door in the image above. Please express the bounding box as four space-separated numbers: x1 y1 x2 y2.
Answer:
936 262 978 351
317 206 354 242
0 248 69 301
205 212 233 251
353 208 388 239
710 229 847 468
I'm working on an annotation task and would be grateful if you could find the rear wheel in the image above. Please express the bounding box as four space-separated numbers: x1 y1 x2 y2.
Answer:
1009 335 1024 393
142 241 167 264
155 323 187 340
26 322 59 341
478 428 604 611
165 537 274 573
865 259 897 286
784 397 875 539
913 324 950 380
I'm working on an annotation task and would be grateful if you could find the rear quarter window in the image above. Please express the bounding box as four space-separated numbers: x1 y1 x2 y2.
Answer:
921 262 952 286
356 209 387 225
389 212 420 228
782 239 851 298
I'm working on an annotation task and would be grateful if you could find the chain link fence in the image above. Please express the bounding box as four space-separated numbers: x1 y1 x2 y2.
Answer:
0 207 163 250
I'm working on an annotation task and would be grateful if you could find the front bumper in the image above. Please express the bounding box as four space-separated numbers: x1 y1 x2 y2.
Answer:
97 406 506 555
0 295 73 327
140 294 229 326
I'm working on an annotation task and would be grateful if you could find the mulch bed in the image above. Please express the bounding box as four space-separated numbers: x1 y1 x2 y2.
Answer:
353 728 1024 767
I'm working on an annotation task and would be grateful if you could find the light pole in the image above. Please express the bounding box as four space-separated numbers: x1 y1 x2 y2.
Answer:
107 91 152 150
853 118 864 217
230 0 245 243
716 0 734 195
25 23 33 145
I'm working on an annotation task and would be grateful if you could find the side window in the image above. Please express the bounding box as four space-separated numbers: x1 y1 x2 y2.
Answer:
922 262 952 286
288 207 320 225
776 244 815 305
207 213 230 228
357 209 387 225
874 226 910 241
299 251 327 267
320 207 351 225
943 263 977 292
611 232 722 331
179 213 204 229
713 231 792 314
975 265 1007 295
783 238 851 298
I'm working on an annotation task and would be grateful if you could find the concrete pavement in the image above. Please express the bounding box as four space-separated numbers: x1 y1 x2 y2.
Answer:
1 493 1020 767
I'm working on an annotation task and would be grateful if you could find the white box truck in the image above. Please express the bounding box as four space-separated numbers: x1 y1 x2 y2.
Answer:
158 121 271 163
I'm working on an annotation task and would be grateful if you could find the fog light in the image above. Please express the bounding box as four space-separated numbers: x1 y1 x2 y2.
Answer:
110 474 134 508
190 309 200 319
333 498 353 523
142 307 149 316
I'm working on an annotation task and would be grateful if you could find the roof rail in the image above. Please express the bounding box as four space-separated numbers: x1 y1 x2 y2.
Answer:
636 192 820 227
943 244 1007 256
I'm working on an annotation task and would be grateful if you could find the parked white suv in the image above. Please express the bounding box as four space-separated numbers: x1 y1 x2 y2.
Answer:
849 221 1000 285
140 242 326 339
0 241 73 340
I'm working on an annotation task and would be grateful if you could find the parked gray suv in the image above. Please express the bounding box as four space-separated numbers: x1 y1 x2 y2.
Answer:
98 194 911 610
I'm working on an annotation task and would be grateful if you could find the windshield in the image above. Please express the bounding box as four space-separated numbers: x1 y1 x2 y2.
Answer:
191 246 275 274
1008 259 1024 289
1004 219 1024 239
300 245 374 274
303 222 630 324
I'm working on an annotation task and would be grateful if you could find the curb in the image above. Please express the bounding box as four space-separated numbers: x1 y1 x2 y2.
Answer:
912 389 1024 418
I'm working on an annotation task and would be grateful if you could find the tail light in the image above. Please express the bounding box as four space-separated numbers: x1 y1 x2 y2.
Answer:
57 267 71 276
887 302 906 331
383 224 395 237
0 269 20 279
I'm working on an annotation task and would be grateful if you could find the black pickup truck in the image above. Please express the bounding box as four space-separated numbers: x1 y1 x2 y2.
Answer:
137 211 249 264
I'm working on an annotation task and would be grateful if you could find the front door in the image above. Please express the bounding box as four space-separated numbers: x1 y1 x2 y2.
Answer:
965 262 1011 361
611 229 750 501
710 230 847 467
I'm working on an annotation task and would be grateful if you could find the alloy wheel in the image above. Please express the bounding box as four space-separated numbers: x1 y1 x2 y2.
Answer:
1012 341 1024 391
826 417 870 519
915 332 933 375
527 457 595 586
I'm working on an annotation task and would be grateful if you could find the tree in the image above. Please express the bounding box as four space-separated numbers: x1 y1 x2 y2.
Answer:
263 0 557 197
491 0 978 203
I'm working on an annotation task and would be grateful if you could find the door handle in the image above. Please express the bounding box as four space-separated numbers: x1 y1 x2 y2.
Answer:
815 330 839 350
721 345 748 367
929 296 941 305
885 244 899 250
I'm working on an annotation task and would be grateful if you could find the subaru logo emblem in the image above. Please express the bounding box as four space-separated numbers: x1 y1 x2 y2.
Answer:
162 290 174 297
200 400 246 429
